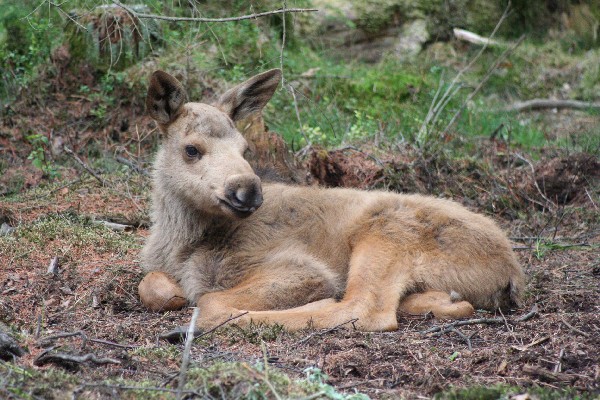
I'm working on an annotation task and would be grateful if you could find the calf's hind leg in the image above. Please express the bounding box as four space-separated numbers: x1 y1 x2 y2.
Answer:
228 235 412 331
398 291 475 319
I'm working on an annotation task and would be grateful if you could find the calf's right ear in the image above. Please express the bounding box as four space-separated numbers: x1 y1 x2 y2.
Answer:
146 71 188 125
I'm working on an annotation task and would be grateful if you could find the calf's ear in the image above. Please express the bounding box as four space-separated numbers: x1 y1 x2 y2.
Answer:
214 69 281 122
146 71 188 125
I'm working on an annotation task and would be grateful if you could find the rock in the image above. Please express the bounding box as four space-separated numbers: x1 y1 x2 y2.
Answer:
394 19 430 61
0 222 14 236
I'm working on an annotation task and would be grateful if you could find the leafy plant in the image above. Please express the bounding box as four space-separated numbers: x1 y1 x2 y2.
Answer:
26 133 59 179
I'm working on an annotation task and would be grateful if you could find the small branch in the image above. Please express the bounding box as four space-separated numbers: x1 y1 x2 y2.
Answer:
64 146 106 186
39 330 137 350
92 219 134 232
112 0 317 23
160 311 249 343
511 335 550 351
34 349 120 368
441 34 526 137
560 317 590 338
335 145 384 167
177 307 200 400
453 28 502 46
115 155 150 176
296 318 359 345
522 364 576 384
421 304 538 335
504 99 600 113
448 327 472 351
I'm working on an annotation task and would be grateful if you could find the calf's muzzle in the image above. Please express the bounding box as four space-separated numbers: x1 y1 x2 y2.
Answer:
223 174 263 215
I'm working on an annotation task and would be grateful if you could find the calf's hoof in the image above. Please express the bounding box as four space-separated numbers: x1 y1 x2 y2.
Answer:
139 271 187 311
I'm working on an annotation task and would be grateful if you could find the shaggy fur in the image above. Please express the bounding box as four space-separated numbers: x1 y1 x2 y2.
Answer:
139 69 525 332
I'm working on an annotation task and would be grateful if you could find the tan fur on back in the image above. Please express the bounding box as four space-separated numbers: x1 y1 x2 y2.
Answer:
140 69 525 332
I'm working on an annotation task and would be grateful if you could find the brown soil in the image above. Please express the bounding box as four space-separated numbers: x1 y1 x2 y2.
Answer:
1 151 599 398
1 69 598 399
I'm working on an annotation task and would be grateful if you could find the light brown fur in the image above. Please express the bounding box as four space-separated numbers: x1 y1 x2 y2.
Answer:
139 69 525 332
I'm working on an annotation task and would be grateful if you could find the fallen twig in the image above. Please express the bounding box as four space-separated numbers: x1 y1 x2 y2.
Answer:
296 318 359 345
453 28 502 46
113 0 317 23
421 304 538 335
522 364 576 384
38 330 137 350
504 99 600 113
115 155 150 176
64 146 106 186
34 349 120 368
160 311 249 343
560 317 590 338
511 335 550 351
92 219 133 232
448 327 473 351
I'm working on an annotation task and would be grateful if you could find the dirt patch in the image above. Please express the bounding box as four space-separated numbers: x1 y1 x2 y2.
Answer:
531 152 600 205
1 175 598 398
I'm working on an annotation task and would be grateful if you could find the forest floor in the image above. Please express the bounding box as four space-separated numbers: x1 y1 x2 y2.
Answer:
1 124 598 398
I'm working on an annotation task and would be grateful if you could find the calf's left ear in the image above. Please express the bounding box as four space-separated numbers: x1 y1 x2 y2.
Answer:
214 69 282 122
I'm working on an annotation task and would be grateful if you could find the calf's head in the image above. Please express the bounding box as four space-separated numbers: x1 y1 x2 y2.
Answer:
147 69 281 218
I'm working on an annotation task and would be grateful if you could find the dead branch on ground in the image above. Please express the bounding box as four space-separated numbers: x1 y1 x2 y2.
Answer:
421 304 538 336
112 0 316 23
296 318 359 345
160 311 249 343
504 99 600 113
34 348 120 368
64 146 107 186
39 330 137 350
115 155 150 177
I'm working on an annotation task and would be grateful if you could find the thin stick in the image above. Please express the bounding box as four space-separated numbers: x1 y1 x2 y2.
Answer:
280 0 287 86
115 155 150 176
39 330 137 349
560 317 590 338
513 152 554 210
177 307 200 399
296 318 359 345
160 312 249 342
417 2 512 143
34 350 120 367
504 99 600 112
448 327 472 351
440 34 526 137
422 304 538 335
288 84 310 150
112 0 316 23
64 146 106 185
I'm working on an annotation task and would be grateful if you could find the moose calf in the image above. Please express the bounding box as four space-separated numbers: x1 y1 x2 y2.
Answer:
139 68 525 333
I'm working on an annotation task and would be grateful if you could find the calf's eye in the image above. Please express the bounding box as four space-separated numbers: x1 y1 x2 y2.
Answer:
185 145 200 158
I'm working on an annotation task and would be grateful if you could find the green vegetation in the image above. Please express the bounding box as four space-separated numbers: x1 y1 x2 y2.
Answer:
435 384 596 400
1 2 598 399
0 359 368 399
